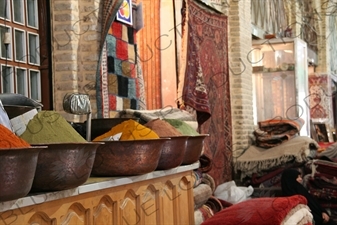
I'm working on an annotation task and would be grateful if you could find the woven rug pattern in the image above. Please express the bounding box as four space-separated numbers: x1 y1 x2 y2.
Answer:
98 20 146 117
308 74 330 119
184 0 232 186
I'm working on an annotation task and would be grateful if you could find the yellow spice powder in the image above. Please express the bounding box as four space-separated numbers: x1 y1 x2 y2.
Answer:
93 119 159 141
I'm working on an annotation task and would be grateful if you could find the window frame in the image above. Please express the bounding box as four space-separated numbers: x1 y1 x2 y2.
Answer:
13 27 27 63
0 0 47 106
27 31 40 65
29 68 41 101
11 0 25 25
0 25 13 60
26 0 39 29
15 66 28 96
1 64 14 93
0 0 11 21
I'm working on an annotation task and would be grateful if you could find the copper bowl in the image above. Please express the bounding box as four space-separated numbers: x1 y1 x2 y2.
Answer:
156 136 189 170
30 142 103 192
0 147 45 202
182 134 209 165
91 139 167 176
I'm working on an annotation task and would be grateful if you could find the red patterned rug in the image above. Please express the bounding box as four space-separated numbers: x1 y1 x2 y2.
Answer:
183 0 232 186
308 74 329 119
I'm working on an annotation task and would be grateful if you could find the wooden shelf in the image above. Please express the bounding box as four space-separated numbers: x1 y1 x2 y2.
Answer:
0 163 198 225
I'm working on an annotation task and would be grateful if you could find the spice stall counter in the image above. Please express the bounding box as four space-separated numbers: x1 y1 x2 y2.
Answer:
0 162 198 225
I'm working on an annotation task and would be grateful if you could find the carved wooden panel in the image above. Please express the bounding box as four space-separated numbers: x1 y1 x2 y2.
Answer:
28 212 57 225
176 176 194 224
161 181 177 224
0 171 194 225
120 190 140 225
60 203 90 225
141 185 160 224
93 196 117 225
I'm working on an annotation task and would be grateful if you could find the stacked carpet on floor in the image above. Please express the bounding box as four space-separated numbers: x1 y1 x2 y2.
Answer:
192 155 232 225
193 173 231 225
254 117 305 148
304 158 337 223
304 159 337 201
235 136 318 180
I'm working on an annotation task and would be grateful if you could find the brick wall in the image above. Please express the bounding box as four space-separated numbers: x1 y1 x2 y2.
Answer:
51 0 101 121
228 0 255 158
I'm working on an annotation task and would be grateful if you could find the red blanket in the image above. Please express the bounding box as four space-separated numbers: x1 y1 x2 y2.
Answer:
201 195 313 225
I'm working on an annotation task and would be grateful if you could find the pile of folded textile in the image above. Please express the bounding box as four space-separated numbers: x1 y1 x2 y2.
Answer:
235 135 318 193
253 117 305 149
304 155 337 223
193 155 232 225
236 117 317 188
201 195 313 225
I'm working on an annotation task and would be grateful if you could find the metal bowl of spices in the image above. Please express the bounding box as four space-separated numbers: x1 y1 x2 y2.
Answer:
86 118 139 141
156 136 189 170
182 134 209 165
91 138 168 176
0 146 46 202
30 142 103 192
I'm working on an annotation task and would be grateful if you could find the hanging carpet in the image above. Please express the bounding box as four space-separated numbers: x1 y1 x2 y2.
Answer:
97 21 147 118
182 0 232 186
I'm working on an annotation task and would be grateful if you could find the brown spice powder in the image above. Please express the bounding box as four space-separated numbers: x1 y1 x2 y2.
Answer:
144 119 182 137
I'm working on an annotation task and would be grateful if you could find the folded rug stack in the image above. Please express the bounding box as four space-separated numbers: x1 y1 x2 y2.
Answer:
254 117 305 148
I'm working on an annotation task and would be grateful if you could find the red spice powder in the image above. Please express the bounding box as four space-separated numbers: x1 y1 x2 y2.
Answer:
0 124 30 148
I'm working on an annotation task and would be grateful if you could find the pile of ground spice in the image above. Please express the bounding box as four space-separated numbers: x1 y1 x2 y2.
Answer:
144 119 182 137
163 119 199 136
93 119 159 141
0 124 30 148
20 111 87 144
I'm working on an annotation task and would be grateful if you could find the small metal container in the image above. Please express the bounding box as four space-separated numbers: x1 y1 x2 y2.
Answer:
91 139 167 176
0 147 45 202
30 142 103 192
182 134 209 165
3 105 36 119
156 136 189 170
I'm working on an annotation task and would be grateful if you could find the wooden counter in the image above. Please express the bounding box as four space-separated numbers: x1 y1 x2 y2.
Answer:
0 163 198 225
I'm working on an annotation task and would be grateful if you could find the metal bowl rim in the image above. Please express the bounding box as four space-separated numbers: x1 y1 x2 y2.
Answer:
187 134 210 138
31 142 105 146
159 135 190 139
87 118 139 121
0 146 47 151
93 138 171 143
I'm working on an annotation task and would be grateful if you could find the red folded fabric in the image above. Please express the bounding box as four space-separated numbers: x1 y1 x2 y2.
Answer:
201 195 310 225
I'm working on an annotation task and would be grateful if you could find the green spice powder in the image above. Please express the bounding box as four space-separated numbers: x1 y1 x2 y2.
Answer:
20 111 87 144
163 119 199 136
